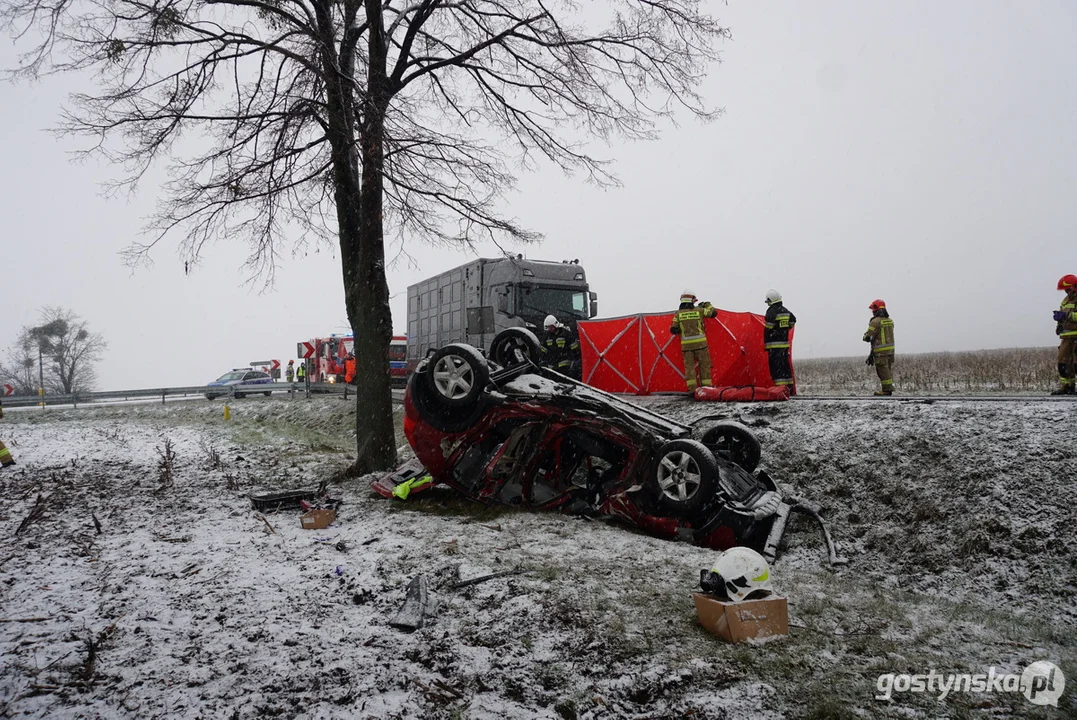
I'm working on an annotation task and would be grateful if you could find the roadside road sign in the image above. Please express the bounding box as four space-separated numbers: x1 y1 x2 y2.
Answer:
270 359 281 371
297 342 315 359
2 384 12 396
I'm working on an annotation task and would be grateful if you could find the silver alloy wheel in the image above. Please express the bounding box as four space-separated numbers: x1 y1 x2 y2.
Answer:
656 450 702 502
432 354 474 400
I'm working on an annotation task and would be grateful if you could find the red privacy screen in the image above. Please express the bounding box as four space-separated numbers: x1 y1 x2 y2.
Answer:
577 310 792 394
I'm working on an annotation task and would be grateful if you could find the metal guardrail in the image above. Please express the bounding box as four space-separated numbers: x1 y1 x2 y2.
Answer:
0 381 383 409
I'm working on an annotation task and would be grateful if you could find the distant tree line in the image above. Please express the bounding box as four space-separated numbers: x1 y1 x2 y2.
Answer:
0 308 107 396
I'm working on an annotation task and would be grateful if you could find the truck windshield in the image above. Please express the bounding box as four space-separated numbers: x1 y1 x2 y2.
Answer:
519 287 588 319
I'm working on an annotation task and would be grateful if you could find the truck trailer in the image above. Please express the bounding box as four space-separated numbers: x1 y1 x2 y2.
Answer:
406 256 597 368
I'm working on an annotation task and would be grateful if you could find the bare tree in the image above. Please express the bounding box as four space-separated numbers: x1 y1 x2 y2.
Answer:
2 0 728 473
0 328 39 395
0 308 107 395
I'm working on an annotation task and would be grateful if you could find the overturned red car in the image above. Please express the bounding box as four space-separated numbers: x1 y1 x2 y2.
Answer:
373 329 838 562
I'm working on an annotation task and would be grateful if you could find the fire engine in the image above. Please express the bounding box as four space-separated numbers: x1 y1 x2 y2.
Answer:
302 335 408 385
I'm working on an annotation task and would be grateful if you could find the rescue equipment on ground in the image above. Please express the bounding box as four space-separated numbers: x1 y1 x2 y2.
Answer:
694 385 790 402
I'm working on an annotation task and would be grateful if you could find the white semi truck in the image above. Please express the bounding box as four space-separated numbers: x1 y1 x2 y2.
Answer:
406 255 598 368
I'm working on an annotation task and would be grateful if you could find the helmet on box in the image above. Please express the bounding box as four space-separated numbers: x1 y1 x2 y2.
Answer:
700 547 773 603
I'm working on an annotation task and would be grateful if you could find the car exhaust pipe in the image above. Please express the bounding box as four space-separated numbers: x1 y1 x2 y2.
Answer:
762 502 791 564
762 500 846 568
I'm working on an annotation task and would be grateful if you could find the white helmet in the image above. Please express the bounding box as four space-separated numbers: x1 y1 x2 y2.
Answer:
543 314 558 329
679 289 697 304
765 289 782 305
709 547 772 602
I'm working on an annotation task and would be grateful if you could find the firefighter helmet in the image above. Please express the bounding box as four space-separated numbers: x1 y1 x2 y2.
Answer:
680 290 697 305
544 314 558 330
708 547 772 603
1058 274 1077 291
869 299 886 311
765 289 782 305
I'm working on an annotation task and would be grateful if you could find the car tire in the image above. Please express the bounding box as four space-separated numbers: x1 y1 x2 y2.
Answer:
701 422 761 472
425 344 489 408
264 391 272 397
407 370 489 434
652 439 719 517
490 327 542 369
235 392 245 399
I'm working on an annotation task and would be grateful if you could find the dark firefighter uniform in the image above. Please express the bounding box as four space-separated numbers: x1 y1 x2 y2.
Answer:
763 299 797 393
541 325 582 379
670 292 717 391
296 363 306 382
863 301 895 396
1053 276 1077 394
0 401 13 468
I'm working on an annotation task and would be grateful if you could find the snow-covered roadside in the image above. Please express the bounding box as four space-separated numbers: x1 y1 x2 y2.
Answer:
0 397 1072 719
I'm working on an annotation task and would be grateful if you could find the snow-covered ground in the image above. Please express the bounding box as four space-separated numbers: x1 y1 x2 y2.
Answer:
0 396 1072 719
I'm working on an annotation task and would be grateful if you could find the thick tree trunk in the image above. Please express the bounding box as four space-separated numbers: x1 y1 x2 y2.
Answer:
337 6 397 475
344 102 397 475
317 2 397 475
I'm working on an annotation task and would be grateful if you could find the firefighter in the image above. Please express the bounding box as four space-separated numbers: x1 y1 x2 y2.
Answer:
285 360 295 383
670 290 717 391
0 400 13 468
540 315 581 379
763 289 797 394
345 353 357 385
1052 274 1077 395
863 299 895 396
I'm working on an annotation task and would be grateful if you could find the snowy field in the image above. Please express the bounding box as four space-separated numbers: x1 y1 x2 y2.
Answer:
0 395 1073 719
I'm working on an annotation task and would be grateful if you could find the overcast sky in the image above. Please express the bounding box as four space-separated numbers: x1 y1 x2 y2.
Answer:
2 0 1075 392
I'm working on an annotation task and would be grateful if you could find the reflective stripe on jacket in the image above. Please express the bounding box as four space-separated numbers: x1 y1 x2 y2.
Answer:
1061 291 1077 338
864 315 895 354
671 304 716 348
763 302 796 350
543 327 579 369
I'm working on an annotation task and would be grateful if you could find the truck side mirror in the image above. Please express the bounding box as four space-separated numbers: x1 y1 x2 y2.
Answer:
496 291 509 314
590 298 599 318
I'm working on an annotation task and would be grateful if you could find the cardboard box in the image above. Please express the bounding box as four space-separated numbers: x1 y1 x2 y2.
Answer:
692 592 788 643
300 509 337 530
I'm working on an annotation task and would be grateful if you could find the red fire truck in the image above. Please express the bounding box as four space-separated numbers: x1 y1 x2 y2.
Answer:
301 335 408 385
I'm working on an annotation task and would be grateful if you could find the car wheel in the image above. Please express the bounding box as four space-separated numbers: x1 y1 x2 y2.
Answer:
653 439 719 516
235 392 245 399
425 344 489 408
264 391 272 397
408 370 489 433
490 327 542 369
701 422 761 472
